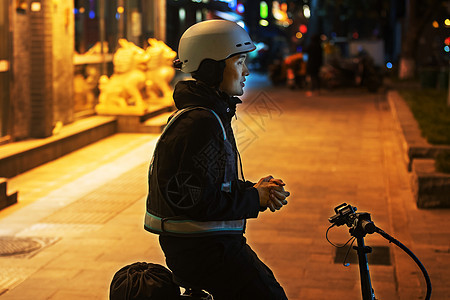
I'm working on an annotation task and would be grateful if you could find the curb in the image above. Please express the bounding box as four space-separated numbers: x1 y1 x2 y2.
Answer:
387 90 450 208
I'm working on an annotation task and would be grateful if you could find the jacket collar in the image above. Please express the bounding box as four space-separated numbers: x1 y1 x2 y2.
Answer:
173 80 242 123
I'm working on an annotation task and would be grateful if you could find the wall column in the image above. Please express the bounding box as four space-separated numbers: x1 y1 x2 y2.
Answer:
29 0 53 138
155 0 166 42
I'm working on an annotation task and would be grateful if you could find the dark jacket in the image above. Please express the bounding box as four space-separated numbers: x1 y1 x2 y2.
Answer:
146 80 260 224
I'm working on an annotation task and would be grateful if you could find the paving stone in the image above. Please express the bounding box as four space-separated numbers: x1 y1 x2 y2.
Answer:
49 289 105 300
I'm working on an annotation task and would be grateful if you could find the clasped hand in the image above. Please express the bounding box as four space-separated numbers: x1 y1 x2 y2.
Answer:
254 175 290 212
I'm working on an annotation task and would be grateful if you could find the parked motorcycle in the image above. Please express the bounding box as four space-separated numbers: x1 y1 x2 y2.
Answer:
268 53 307 89
320 51 383 92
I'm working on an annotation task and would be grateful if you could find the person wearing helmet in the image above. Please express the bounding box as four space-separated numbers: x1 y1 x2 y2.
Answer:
145 20 290 299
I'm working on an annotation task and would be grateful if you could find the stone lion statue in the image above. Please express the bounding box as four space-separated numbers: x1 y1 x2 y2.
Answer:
145 38 177 102
96 38 176 115
97 39 149 114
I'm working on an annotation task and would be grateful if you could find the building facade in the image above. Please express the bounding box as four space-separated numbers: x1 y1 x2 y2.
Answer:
0 0 261 145
0 0 165 143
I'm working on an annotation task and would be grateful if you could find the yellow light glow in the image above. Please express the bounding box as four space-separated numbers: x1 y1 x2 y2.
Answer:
272 11 283 20
273 10 284 20
79 7 85 13
117 6 124 14
432 21 439 28
296 32 303 39
272 0 290 24
259 19 269 27
445 19 450 27
30 2 41 11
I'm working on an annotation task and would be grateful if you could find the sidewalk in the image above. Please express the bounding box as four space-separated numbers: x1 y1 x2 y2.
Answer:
0 133 164 299
0 80 449 299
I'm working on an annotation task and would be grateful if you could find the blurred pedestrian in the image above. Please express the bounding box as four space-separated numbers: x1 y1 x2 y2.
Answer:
284 52 307 89
144 20 290 300
305 34 323 96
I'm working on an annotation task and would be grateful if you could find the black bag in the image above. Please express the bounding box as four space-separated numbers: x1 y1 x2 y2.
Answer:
110 262 180 300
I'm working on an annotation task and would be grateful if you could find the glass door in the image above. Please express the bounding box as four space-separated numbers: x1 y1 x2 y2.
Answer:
0 1 10 140
73 0 119 118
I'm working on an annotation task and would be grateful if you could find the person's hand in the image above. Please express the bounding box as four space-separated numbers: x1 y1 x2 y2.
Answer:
254 175 277 208
254 176 290 212
267 178 290 212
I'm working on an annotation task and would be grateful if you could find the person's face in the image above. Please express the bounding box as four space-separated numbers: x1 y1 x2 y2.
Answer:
219 54 249 96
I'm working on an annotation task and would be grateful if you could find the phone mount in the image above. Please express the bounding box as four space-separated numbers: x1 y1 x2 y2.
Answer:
328 203 431 300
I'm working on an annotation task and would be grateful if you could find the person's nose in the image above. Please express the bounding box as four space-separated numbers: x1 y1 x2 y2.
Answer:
243 62 250 76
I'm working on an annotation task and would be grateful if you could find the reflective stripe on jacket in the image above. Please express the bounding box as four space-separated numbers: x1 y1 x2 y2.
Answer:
144 211 245 236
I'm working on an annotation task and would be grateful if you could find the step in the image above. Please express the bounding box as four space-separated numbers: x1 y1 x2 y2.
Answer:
115 104 175 133
0 178 18 210
143 111 173 132
0 116 117 178
411 159 450 208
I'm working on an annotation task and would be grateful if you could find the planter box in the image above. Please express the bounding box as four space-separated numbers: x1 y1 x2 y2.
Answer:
388 90 450 208
411 159 450 208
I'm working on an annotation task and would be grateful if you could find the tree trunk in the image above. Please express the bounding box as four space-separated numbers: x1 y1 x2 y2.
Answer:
398 0 440 79
447 63 450 106
399 57 416 79
399 0 417 79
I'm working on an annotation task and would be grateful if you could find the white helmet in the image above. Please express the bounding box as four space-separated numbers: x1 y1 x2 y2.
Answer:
178 20 256 73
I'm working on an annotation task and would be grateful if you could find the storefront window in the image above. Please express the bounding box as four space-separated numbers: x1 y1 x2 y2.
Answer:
73 0 155 118
0 1 10 140
73 0 113 118
74 0 122 55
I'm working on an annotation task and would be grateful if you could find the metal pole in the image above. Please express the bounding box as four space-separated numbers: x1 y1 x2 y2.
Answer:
356 236 375 300
155 0 166 42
